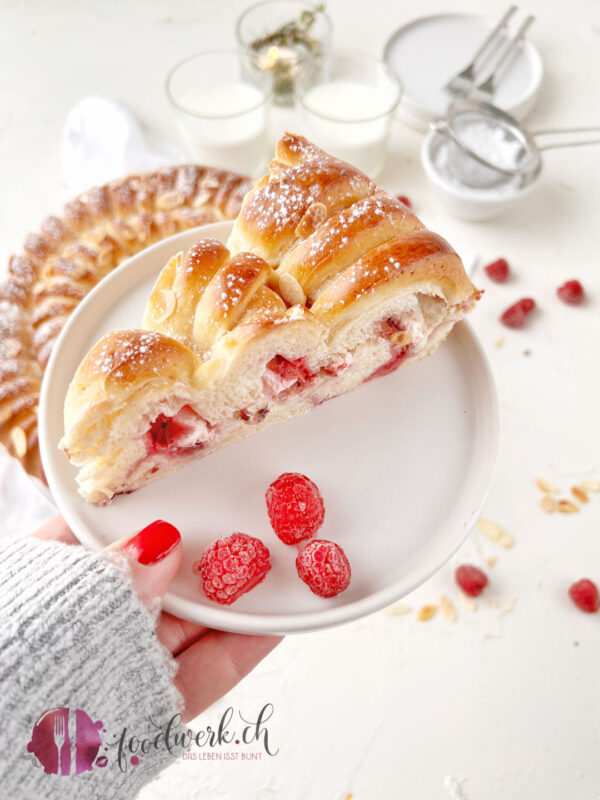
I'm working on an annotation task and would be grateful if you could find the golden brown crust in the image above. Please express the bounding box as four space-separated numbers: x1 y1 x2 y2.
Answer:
192 253 274 353
0 165 250 480
64 329 199 432
278 192 424 302
230 133 479 323
232 133 375 264
143 238 231 350
311 230 476 322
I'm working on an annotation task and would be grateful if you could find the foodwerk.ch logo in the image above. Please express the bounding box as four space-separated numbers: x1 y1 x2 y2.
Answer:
26 703 278 776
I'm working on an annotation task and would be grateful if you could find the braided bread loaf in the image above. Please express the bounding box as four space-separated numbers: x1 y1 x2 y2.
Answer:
61 134 480 504
0 165 250 481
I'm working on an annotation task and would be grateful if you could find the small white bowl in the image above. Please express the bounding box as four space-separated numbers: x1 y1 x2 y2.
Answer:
421 129 540 221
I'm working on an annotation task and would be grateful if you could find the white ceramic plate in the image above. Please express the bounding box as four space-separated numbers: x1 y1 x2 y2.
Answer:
39 221 499 635
384 13 543 131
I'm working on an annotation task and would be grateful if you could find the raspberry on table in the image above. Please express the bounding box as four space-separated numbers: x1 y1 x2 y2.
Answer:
568 578 599 613
500 297 536 328
197 533 271 605
557 279 585 305
266 472 325 545
296 540 351 598
455 564 488 597
396 194 412 208
484 258 510 283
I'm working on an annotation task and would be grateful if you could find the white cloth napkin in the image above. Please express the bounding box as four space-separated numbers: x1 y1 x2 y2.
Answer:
60 94 185 193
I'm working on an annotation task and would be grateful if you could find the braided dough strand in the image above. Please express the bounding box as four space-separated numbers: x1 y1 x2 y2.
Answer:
0 165 251 480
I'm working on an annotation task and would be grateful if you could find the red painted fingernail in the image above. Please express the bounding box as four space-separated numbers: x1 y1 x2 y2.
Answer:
124 520 181 565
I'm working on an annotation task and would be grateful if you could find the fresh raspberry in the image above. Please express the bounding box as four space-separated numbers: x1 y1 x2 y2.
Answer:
500 297 536 328
455 564 488 597
568 578 600 613
484 258 510 283
557 280 585 306
197 533 271 605
296 540 351 598
266 472 325 545
396 195 412 208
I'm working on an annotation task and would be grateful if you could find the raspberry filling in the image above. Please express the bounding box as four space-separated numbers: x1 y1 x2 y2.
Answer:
145 405 212 455
263 354 352 399
368 317 414 380
262 355 317 398
238 407 269 424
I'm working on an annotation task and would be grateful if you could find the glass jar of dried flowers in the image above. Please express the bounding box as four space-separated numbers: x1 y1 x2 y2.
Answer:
236 1 332 106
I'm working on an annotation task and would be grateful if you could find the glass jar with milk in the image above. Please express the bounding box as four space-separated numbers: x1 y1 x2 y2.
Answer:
165 51 271 175
296 52 402 178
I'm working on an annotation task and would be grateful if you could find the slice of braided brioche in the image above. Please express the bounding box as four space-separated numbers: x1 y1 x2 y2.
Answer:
0 165 251 481
61 134 480 504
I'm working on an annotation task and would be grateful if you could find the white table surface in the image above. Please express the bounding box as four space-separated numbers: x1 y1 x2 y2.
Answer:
2 1 600 798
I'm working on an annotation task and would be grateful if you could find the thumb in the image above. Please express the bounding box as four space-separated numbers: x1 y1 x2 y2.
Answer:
104 520 182 611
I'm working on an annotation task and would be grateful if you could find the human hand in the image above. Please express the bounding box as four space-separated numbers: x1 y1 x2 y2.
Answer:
33 515 282 723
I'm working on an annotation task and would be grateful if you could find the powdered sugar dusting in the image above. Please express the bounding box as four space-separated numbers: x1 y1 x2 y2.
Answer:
90 331 166 376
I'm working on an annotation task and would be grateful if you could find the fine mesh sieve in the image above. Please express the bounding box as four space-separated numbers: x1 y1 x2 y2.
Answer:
432 99 600 189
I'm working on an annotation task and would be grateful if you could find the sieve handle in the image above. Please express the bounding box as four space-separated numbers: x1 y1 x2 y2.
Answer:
532 125 600 150
533 127 600 151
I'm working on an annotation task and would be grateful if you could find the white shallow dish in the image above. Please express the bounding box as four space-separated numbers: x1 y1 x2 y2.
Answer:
421 130 540 222
39 221 499 635
384 13 543 131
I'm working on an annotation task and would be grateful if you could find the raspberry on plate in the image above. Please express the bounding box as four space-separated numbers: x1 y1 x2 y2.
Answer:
396 194 412 208
568 578 599 613
266 472 325 545
455 564 488 597
197 533 271 605
500 297 536 328
484 258 510 283
557 279 585 305
296 540 351 598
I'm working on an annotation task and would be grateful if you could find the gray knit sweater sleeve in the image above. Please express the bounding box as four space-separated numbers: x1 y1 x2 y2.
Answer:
0 537 183 799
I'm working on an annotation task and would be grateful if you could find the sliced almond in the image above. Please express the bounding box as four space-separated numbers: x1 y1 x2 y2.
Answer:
155 190 184 210
557 499 579 514
498 597 518 617
459 593 476 613
383 602 412 617
536 477 558 494
540 494 555 513
438 594 457 622
580 479 600 493
417 604 437 622
486 555 498 568
390 330 412 347
571 486 589 504
153 289 177 323
10 426 27 458
477 518 514 549
192 188 212 207
278 272 306 306
2 338 22 358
